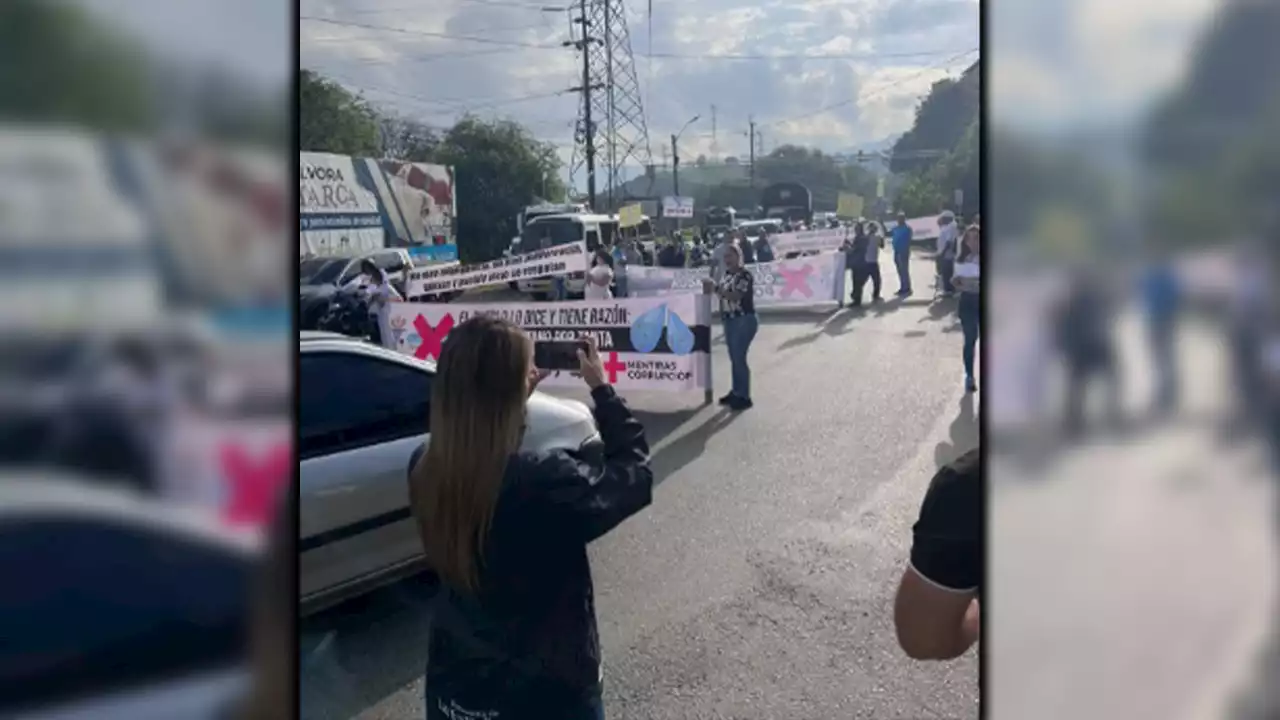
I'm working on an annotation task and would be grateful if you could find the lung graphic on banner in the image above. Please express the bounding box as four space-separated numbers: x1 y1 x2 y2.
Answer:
384 295 713 392
300 152 385 256
661 196 694 218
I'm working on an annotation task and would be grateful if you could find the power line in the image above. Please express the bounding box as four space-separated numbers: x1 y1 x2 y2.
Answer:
300 16 563 49
305 21 556 44
333 0 566 12
304 16 977 64
767 48 979 129
639 47 979 62
319 71 574 112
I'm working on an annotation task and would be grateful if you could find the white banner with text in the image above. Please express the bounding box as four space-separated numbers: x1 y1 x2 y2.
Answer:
622 251 848 306
405 241 589 296
383 293 713 392
769 227 848 255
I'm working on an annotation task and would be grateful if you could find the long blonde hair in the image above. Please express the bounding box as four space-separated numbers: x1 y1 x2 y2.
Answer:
408 315 532 593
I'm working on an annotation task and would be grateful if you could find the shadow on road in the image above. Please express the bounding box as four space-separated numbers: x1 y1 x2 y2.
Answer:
301 572 438 720
1227 438 1280 720
756 307 841 325
934 393 979 469
637 406 742 485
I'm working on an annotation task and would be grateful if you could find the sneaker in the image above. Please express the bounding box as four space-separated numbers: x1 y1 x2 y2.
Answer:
965 376 977 393
728 396 754 410
718 393 735 406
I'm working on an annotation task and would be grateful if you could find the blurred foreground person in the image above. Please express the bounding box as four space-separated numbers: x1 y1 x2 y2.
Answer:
407 320 654 720
951 225 981 393
1139 255 1182 415
1054 268 1122 436
894 447 981 660
241 482 295 720
1229 244 1271 427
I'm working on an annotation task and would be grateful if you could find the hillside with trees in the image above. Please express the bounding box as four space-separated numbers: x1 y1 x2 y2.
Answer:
1142 1 1280 247
889 60 980 217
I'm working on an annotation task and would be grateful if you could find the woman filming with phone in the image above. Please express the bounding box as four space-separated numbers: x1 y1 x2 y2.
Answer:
407 317 654 720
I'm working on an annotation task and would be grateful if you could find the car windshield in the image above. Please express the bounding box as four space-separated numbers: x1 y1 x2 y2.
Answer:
520 219 583 251
300 258 347 285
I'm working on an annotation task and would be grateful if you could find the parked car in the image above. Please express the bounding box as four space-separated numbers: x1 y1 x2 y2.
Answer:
299 249 412 330
0 477 254 719
298 331 601 614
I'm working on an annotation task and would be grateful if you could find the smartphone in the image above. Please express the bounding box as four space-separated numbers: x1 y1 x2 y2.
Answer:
534 339 585 372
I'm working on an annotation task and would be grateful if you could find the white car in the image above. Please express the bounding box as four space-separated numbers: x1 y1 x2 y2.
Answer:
299 331 601 615
0 477 255 719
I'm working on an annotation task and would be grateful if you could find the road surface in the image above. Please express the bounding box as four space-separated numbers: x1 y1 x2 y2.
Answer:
301 250 981 720
988 310 1278 720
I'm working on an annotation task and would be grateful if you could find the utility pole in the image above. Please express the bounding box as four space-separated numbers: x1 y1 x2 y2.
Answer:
565 0 602 210
671 134 680 196
748 117 756 191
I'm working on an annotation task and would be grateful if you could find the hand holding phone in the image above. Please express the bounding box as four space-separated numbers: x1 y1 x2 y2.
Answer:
577 337 607 389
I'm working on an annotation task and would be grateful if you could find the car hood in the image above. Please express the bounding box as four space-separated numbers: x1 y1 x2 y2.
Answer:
522 391 598 454
299 284 337 300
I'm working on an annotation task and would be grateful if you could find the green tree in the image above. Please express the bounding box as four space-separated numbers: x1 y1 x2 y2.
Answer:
380 114 441 162
299 69 381 156
0 0 153 132
429 116 565 262
890 60 979 175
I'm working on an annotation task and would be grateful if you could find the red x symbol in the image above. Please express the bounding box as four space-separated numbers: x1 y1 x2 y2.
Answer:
413 313 455 360
220 442 291 527
778 264 815 298
604 352 627 384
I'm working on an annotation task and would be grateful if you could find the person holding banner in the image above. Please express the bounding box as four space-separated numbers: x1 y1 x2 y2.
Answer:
408 319 654 720
951 224 981 392
703 244 758 410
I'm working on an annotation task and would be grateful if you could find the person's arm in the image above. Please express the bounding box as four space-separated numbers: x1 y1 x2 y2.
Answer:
542 384 654 542
894 449 981 660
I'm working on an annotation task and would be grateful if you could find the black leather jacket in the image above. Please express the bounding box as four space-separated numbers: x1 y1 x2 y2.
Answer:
406 385 653 718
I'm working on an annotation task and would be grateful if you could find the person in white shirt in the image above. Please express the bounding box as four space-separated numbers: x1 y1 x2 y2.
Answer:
585 249 614 300
936 211 959 295
343 259 402 342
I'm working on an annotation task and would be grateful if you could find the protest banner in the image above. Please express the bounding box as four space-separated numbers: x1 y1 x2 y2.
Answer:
405 241 588 296
623 251 848 307
769 227 848 256
619 203 643 228
300 152 385 255
166 414 292 533
906 214 941 241
836 193 864 219
662 196 694 218
383 294 713 393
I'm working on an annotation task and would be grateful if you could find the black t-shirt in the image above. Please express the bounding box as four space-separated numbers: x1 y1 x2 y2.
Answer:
909 448 981 593
719 268 755 318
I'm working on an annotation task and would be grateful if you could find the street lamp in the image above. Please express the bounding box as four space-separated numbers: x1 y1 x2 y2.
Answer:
671 114 700 197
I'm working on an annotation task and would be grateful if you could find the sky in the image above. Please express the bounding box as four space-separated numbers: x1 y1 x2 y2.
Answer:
299 0 981 171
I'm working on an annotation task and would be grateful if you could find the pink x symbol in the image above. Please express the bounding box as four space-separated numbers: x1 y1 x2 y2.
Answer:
220 442 291 527
413 313 455 360
778 264 814 298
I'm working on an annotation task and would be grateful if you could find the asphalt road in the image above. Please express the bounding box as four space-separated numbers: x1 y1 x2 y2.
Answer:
988 310 1278 720
301 250 981 720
